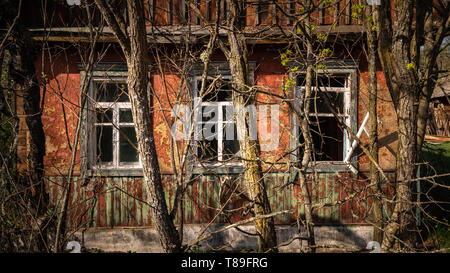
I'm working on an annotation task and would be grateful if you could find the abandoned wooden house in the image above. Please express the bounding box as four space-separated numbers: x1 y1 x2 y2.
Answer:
16 0 401 252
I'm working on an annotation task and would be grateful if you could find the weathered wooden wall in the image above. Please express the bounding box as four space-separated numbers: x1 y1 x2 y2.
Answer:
45 171 395 231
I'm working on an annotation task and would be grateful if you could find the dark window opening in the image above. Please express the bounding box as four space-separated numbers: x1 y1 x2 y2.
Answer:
256 1 270 25
92 81 139 169
311 117 343 161
296 75 347 88
223 125 240 160
95 82 129 102
196 77 240 164
198 79 233 102
296 74 350 162
96 126 113 163
309 91 344 114
119 126 139 163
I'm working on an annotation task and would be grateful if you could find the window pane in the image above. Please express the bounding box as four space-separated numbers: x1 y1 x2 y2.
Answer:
224 105 234 122
196 78 233 164
119 109 133 123
119 126 139 163
96 82 129 102
317 76 346 88
202 105 218 122
307 117 344 161
201 122 217 141
223 124 239 160
257 2 270 24
297 75 347 88
198 121 218 162
198 122 218 162
96 108 113 123
309 91 344 114
198 79 232 102
96 126 113 163
198 139 218 162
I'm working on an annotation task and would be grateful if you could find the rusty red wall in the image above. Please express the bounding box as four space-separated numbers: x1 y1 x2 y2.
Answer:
358 57 398 171
16 43 398 175
12 41 399 231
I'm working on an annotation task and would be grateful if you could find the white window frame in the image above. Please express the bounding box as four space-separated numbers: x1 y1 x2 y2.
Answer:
192 75 242 167
88 77 142 170
294 70 354 166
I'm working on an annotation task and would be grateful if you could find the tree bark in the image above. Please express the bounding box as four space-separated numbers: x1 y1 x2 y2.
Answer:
382 93 417 250
127 0 181 253
377 0 418 250
224 0 278 252
365 6 383 244
297 59 316 253
10 22 49 251
295 0 315 252
95 0 181 253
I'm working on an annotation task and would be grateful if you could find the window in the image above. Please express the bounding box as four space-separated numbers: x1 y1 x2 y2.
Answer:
295 72 353 163
193 76 240 165
256 0 270 25
90 80 140 170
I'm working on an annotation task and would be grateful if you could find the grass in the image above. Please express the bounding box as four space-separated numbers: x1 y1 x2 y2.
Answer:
421 141 450 251
422 141 450 172
427 219 450 251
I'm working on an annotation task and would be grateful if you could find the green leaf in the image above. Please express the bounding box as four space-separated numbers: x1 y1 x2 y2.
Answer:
406 63 416 71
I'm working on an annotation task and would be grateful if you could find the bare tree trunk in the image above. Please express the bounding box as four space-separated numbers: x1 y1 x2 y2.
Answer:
224 0 278 252
95 0 181 252
383 94 417 250
127 0 181 253
365 6 383 244
297 64 316 253
10 23 49 251
415 1 449 153
376 0 419 250
296 0 315 251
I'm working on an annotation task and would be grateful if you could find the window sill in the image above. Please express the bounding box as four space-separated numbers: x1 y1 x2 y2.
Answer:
193 164 244 175
86 169 143 177
306 162 357 173
86 164 245 177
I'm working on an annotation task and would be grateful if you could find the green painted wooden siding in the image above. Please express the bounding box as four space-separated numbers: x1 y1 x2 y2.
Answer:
45 172 395 230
